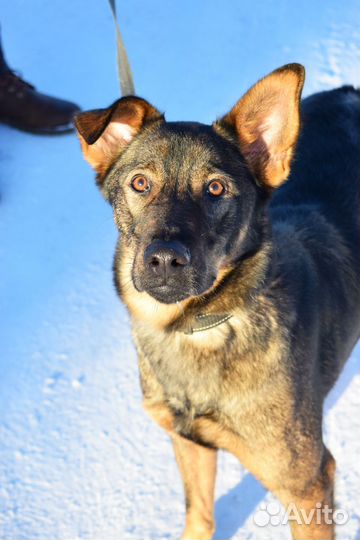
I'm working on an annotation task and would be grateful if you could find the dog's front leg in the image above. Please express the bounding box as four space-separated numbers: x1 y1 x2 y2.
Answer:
172 434 217 540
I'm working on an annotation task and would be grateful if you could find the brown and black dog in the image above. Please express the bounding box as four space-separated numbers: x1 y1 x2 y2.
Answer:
74 64 360 539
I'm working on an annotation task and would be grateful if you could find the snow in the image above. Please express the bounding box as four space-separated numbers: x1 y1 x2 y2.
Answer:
0 0 359 538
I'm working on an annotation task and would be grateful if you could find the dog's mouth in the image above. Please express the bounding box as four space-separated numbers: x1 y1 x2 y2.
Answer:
144 284 196 304
134 268 221 303
132 263 217 304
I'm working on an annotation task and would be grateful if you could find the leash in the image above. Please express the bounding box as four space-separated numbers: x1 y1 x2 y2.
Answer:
107 0 135 95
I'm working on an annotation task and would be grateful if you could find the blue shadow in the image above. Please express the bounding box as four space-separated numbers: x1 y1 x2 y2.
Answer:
213 472 266 540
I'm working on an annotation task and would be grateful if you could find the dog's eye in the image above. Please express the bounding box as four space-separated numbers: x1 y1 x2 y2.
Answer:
207 180 225 197
131 175 150 193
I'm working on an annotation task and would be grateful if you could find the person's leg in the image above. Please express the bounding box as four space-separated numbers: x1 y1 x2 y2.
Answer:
0 27 10 75
0 24 80 134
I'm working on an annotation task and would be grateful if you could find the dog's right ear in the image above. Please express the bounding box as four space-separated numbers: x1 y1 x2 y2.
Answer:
74 96 164 177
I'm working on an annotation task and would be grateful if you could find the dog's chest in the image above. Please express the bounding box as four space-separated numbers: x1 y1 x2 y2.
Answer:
137 327 230 419
135 319 288 443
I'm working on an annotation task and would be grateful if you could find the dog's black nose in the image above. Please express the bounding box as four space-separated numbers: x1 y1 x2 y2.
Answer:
144 240 191 280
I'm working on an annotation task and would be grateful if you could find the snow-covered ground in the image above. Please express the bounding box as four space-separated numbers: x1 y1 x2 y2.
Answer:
0 1 359 539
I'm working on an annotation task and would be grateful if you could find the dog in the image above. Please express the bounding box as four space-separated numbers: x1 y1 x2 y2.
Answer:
74 64 360 539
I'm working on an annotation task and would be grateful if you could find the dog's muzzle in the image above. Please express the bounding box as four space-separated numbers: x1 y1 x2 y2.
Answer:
134 239 193 303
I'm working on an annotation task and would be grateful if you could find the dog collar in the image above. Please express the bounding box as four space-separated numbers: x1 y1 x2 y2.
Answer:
183 313 232 334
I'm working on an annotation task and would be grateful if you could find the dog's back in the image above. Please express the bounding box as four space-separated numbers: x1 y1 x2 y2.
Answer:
273 86 360 245
270 87 360 394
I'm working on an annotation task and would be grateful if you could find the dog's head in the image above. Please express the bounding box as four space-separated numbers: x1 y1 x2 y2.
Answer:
75 64 304 305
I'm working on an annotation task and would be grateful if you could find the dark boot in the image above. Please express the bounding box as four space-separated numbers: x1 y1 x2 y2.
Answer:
0 70 80 135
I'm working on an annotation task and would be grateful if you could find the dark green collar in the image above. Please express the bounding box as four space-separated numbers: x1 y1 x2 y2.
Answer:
183 313 232 334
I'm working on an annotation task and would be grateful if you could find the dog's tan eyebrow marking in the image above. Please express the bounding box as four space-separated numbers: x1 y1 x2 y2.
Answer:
124 161 159 173
207 167 233 179
110 161 162 186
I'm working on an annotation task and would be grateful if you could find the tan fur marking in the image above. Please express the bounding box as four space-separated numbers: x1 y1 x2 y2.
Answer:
172 434 217 540
276 450 336 540
143 400 175 433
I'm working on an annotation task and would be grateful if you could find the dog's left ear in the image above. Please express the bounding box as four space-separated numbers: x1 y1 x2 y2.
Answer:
74 96 164 177
214 63 305 188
